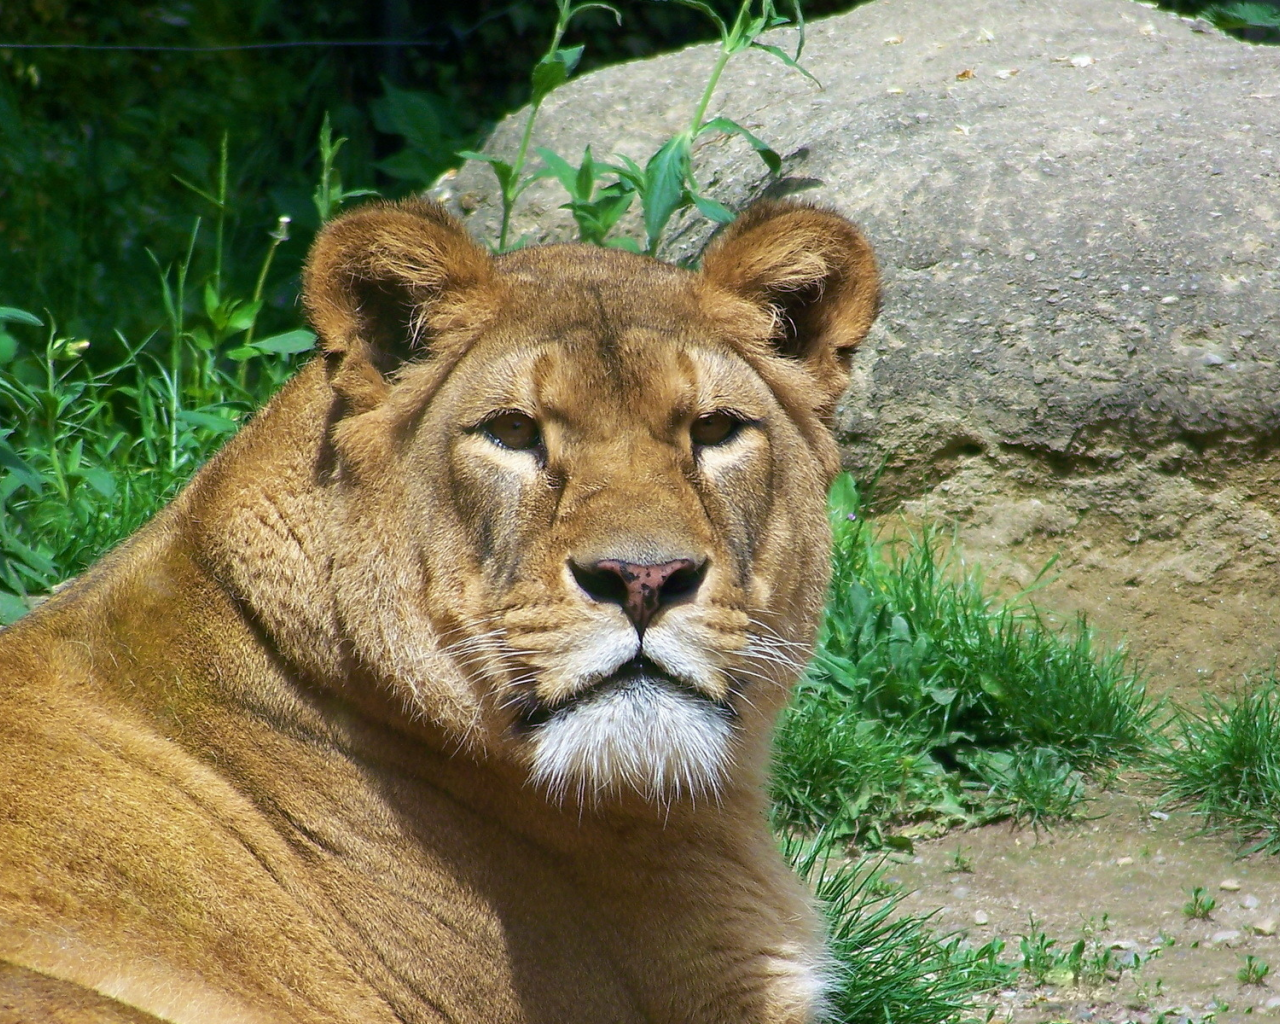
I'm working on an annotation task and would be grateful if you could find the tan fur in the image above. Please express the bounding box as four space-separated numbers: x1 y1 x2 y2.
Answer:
0 198 879 1023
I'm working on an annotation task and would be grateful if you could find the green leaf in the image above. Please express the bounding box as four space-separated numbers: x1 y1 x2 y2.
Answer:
882 834 914 854
0 330 17 365
79 466 117 499
691 193 735 224
535 147 582 196
225 300 263 334
791 0 807 60
1 535 55 577
604 236 643 253
556 43 585 77
0 307 43 327
750 41 821 87
978 673 1006 700
251 328 316 355
530 45 583 107
610 155 647 191
575 145 596 200
699 116 783 173
0 591 29 625
642 134 693 251
0 440 44 492
203 281 221 322
176 410 238 434
458 151 517 195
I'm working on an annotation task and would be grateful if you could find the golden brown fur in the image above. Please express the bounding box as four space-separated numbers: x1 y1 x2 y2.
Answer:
0 198 878 1023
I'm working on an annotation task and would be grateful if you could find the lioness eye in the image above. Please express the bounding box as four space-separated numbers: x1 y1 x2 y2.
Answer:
483 412 541 451
690 411 741 447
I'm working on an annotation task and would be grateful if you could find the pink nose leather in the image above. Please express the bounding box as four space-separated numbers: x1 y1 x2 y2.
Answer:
587 559 699 632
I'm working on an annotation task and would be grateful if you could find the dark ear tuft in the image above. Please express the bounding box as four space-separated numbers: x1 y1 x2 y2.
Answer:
302 198 493 408
699 200 880 418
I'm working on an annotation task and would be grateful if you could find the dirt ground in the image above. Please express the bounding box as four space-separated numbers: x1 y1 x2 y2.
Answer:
872 480 1280 1024
886 791 1280 1024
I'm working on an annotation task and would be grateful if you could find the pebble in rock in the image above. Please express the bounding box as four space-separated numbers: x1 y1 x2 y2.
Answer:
1116 856 1135 866
952 886 970 899
1220 878 1243 891
1211 929 1243 945
1252 918 1278 937
1243 894 1261 910
974 910 990 926
1265 996 1280 1011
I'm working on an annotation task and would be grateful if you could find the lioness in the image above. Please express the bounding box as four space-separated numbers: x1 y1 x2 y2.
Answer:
0 198 878 1024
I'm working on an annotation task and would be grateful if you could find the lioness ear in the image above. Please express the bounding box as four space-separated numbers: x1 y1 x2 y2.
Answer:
302 197 494 411
699 200 879 420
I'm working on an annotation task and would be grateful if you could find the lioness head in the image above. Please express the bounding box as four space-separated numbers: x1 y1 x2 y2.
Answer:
287 198 877 806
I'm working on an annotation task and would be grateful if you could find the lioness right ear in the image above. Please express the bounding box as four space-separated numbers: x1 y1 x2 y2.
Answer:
302 197 494 411
698 200 879 423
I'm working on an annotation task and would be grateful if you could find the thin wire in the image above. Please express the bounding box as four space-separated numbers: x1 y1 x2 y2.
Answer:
0 40 440 53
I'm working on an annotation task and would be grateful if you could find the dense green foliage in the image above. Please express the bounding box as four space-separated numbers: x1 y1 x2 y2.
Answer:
1 0 858 343
771 476 1155 844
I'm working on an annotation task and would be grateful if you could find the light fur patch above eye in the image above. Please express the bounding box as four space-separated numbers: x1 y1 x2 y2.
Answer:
528 680 732 804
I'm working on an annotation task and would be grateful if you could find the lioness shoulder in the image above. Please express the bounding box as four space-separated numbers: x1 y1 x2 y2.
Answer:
0 198 878 1024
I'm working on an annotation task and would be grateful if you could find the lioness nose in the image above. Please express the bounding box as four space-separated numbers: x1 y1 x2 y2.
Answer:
571 558 706 633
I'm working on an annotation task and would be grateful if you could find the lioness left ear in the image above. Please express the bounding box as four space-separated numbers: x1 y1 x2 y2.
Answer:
698 200 880 421
303 197 494 412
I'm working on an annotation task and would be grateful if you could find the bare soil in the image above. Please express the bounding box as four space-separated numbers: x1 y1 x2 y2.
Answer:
887 791 1280 1024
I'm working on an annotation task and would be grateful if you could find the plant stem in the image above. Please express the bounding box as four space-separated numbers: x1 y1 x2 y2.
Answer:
238 218 289 388
499 0 572 251
213 133 228 294
690 43 734 135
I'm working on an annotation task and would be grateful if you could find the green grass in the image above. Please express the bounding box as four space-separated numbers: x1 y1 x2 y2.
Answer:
784 836 1014 1024
771 474 1155 843
0 275 309 622
1150 679 1280 854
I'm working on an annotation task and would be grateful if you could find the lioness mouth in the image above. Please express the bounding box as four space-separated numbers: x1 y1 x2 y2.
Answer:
516 656 729 732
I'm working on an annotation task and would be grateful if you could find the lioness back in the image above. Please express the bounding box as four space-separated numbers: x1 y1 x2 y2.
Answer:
0 199 878 1024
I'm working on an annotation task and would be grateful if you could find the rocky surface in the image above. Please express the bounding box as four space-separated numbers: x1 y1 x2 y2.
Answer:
439 0 1280 694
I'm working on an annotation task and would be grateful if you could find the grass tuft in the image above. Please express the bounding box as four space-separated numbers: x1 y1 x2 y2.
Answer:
784 834 1014 1024
1150 678 1280 853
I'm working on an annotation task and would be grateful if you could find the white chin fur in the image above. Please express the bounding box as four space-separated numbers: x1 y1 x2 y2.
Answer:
529 680 733 804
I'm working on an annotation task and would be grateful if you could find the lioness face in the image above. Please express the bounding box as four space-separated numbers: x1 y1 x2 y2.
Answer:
304 200 878 806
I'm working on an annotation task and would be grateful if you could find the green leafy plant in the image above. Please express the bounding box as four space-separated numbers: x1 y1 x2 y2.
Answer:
460 0 620 251
966 746 1088 829
1183 886 1217 920
465 0 813 255
1238 954 1271 985
1018 915 1064 986
313 113 380 224
618 0 808 254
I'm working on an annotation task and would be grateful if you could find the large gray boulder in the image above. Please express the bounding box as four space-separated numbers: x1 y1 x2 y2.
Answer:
440 0 1280 692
